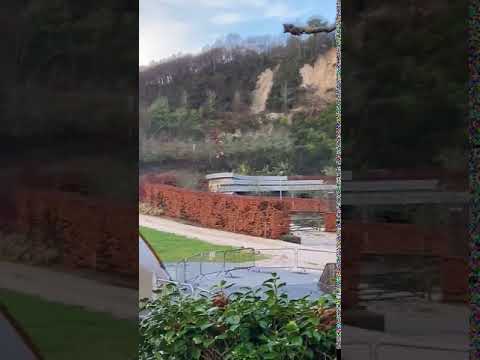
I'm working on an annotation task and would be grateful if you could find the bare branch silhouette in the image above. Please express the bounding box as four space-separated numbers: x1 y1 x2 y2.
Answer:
283 23 336 36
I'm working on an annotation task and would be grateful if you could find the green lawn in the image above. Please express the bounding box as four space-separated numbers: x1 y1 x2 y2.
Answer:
0 290 137 360
139 226 264 263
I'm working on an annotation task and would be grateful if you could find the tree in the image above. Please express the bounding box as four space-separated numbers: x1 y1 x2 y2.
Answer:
231 90 244 113
291 103 336 174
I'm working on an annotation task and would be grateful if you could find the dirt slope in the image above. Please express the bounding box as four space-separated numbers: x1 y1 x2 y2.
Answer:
250 66 278 114
300 47 336 103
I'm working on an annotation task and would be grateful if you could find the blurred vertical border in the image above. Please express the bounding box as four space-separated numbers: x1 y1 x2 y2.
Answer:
469 0 479 358
335 0 342 351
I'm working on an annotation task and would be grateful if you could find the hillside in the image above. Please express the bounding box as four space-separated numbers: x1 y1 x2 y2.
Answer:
139 31 336 180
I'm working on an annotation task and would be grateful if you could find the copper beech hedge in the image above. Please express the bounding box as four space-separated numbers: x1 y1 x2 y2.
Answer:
284 197 333 213
141 183 291 239
140 180 337 235
15 188 138 275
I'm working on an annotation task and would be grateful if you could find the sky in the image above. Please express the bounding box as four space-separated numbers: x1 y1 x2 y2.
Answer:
139 0 337 66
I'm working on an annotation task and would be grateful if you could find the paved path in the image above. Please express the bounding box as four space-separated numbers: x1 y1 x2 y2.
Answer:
140 215 336 269
0 262 138 320
140 215 334 251
295 230 337 248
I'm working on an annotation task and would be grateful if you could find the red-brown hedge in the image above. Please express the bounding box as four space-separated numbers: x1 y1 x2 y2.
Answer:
323 213 336 232
141 183 291 239
15 188 138 276
284 197 333 213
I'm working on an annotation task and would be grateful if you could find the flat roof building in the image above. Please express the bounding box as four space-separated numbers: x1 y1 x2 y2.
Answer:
205 173 335 198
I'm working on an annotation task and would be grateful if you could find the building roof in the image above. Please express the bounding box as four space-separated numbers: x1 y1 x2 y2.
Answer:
206 173 335 193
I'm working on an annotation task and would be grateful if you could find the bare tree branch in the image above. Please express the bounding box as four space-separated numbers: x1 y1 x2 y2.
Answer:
283 23 336 36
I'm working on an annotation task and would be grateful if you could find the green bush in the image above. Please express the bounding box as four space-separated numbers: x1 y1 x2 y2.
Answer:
139 275 336 360
280 234 302 244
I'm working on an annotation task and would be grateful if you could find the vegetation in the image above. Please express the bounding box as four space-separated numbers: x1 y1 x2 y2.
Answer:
140 101 336 176
139 227 262 263
139 276 336 360
1 289 137 360
139 21 336 176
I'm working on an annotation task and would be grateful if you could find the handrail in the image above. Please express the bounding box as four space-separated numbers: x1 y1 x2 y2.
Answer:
174 246 336 282
156 278 214 296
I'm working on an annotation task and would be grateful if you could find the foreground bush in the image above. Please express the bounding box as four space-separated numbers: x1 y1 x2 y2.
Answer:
139 275 336 360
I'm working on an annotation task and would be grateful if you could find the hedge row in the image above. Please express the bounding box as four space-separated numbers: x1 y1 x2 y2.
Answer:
323 212 336 232
284 197 333 213
15 188 138 276
140 183 291 239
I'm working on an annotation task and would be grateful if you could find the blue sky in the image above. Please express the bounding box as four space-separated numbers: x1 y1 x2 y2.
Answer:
139 0 336 65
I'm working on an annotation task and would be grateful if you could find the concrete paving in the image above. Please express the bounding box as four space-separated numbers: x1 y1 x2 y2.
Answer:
165 262 325 300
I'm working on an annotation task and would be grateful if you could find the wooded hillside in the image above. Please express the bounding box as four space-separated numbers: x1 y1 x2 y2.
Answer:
140 22 337 178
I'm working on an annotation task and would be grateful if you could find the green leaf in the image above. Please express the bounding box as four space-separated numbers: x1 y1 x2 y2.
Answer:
200 322 214 331
291 336 303 346
192 348 201 359
226 315 241 325
285 321 299 333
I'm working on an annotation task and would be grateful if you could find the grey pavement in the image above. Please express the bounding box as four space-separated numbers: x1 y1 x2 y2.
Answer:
165 262 325 300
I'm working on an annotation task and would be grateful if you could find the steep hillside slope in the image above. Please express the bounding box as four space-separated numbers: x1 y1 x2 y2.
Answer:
300 47 336 104
139 33 337 178
250 66 277 114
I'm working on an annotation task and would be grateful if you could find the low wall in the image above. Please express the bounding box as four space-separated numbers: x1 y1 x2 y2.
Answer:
15 188 138 276
140 183 291 239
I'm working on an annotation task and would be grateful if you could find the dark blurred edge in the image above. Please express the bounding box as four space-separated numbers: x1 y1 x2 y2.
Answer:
468 0 480 358
0 1 138 359
1 305 44 360
341 0 470 359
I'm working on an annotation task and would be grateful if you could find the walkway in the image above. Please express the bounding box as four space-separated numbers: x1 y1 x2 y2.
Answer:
139 215 336 269
140 215 335 250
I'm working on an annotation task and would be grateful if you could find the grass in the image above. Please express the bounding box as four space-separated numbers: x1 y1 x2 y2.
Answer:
139 226 266 263
0 289 137 360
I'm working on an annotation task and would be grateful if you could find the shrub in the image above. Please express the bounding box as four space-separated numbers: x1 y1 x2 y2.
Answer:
139 184 291 239
280 234 302 244
139 275 336 360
